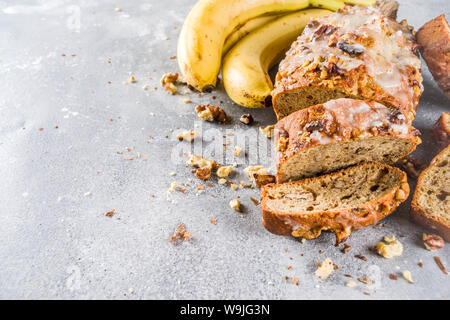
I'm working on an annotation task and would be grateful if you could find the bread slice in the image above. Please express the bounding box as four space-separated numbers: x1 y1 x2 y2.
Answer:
432 112 450 149
411 145 450 241
416 14 450 98
272 5 422 120
275 98 420 183
261 162 409 244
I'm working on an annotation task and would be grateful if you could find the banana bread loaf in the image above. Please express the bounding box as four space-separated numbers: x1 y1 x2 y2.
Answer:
272 5 422 120
432 112 450 149
275 98 420 183
416 14 450 99
261 162 409 244
411 145 450 241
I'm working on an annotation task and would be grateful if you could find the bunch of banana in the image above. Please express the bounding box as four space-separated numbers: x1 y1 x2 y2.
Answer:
178 0 376 105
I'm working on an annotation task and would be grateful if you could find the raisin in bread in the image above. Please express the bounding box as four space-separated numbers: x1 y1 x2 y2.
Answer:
275 98 420 183
416 14 450 99
432 112 450 149
272 5 422 120
261 162 409 244
411 145 450 241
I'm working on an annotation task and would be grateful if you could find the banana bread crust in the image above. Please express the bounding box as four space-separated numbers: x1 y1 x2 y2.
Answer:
432 112 450 149
411 145 450 242
275 98 420 182
272 5 422 120
261 162 409 244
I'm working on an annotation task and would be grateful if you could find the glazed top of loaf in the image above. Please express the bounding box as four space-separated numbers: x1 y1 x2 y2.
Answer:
274 5 423 121
275 98 420 164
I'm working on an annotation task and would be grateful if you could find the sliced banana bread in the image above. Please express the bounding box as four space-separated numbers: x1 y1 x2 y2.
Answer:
275 98 420 183
261 162 409 244
432 112 450 149
411 145 450 241
272 5 422 120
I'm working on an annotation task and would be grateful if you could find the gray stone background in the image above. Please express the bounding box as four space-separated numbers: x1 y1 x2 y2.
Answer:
0 0 448 299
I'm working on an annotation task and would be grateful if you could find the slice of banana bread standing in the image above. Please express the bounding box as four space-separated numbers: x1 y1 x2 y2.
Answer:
261 162 409 244
411 145 450 241
275 98 420 183
432 112 450 149
272 5 422 120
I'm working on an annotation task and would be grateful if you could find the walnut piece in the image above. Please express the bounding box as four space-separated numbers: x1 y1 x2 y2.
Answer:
315 257 334 279
186 154 217 169
160 73 179 94
216 166 233 178
254 173 276 188
423 233 445 251
229 198 241 211
402 270 414 283
195 104 227 123
239 114 254 125
244 165 273 188
233 146 242 156
376 235 403 258
195 167 211 180
169 223 191 244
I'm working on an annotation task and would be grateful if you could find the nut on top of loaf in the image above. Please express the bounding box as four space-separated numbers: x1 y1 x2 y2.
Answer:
273 5 422 122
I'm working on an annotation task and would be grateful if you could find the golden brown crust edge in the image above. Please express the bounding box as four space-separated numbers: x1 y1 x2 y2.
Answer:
261 163 409 245
410 145 450 242
432 112 450 149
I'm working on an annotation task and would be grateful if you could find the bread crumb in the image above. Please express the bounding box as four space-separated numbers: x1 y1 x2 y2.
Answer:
216 166 233 178
230 183 238 191
210 218 217 225
186 154 217 169
129 76 136 83
229 198 240 211
233 146 242 156
376 235 403 258
168 181 178 192
315 258 334 279
402 270 413 283
169 223 191 244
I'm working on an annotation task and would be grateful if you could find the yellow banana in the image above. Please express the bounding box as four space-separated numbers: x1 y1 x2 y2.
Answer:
177 0 310 92
223 14 284 56
310 0 345 11
222 9 331 108
343 0 376 5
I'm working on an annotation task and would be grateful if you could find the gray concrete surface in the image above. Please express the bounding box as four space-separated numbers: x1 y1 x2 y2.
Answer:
0 0 449 300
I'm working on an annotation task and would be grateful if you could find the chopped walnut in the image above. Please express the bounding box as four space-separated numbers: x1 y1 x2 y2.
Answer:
169 223 191 244
177 130 197 142
398 157 424 178
402 270 413 283
259 125 274 138
129 76 136 83
277 135 289 152
376 235 403 258
423 233 445 251
195 167 211 180
315 257 334 279
195 104 227 123
216 166 233 178
160 73 179 94
233 146 242 156
218 178 227 185
186 154 217 169
230 183 238 191
357 276 373 285
346 281 357 288
229 198 241 211
240 114 254 125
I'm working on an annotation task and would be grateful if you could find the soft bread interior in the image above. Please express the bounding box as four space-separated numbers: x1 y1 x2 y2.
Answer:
415 148 450 223
275 88 393 119
278 136 414 183
267 162 403 213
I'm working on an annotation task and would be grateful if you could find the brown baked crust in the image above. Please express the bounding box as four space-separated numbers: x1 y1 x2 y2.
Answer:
410 145 450 242
261 162 409 244
432 112 450 149
416 14 450 98
272 5 422 121
275 99 420 182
